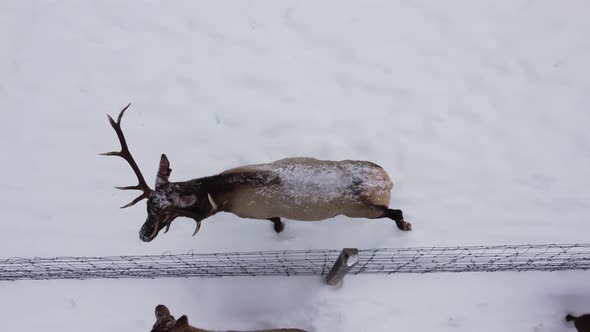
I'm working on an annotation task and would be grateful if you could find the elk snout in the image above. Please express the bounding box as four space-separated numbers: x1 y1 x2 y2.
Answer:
139 214 166 242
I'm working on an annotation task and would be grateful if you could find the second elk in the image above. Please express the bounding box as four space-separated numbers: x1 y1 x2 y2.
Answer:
151 304 308 332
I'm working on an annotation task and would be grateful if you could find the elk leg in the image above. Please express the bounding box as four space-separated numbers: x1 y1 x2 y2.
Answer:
380 208 412 231
268 217 284 233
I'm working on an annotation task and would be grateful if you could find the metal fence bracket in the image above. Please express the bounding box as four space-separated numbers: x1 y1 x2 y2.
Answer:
326 248 359 285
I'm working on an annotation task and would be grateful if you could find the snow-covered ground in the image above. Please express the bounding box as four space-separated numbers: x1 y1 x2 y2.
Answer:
1 1 590 331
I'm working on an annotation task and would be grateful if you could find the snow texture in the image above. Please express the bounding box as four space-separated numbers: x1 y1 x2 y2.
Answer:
225 157 391 206
1 0 590 331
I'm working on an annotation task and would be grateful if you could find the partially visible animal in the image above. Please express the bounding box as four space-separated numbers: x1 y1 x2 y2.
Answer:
103 104 411 242
151 304 308 332
566 314 590 332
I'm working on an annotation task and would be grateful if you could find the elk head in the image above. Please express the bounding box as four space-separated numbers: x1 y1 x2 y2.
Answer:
102 104 218 242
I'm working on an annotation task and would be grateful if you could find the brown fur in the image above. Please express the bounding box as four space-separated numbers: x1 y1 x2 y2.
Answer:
151 304 308 332
567 314 590 332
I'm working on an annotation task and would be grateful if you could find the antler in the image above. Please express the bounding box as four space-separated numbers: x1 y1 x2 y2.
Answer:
101 103 153 208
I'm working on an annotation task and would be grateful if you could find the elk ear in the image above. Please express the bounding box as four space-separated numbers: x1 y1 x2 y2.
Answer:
156 154 172 188
155 304 171 320
176 315 190 328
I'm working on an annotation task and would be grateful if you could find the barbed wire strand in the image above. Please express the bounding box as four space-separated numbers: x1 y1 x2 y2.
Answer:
1 244 589 281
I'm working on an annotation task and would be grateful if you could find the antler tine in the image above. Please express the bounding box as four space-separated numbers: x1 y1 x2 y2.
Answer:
102 103 153 208
120 191 151 209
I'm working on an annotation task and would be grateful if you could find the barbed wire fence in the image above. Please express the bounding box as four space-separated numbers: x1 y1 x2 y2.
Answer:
1 243 589 282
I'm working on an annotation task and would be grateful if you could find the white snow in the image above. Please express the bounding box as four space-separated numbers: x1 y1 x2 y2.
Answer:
1 0 590 331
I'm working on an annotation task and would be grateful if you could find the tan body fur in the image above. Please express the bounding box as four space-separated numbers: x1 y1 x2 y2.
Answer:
213 157 393 221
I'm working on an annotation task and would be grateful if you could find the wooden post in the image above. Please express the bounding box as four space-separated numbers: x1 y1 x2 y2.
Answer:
326 248 359 285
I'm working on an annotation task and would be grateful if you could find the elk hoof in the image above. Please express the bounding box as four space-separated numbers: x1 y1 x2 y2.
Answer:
397 220 412 231
269 217 284 233
273 221 284 233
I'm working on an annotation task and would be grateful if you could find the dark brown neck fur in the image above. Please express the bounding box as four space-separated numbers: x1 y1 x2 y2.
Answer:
176 171 280 212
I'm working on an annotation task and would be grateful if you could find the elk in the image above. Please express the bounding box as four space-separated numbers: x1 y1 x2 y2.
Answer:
151 304 308 332
566 314 590 332
103 103 411 242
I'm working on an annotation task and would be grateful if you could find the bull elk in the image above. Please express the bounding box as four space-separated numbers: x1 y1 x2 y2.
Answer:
103 104 411 242
151 304 308 332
